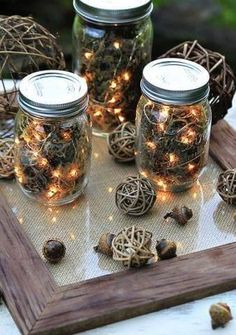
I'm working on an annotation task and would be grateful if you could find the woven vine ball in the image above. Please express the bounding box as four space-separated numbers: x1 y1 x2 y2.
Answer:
0 138 15 178
217 169 236 205
107 122 136 162
115 176 156 216
0 15 65 138
112 225 154 268
159 40 235 125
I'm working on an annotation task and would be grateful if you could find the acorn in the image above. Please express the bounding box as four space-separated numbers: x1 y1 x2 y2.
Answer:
164 206 193 225
94 233 116 257
43 239 66 264
209 302 233 329
156 239 177 260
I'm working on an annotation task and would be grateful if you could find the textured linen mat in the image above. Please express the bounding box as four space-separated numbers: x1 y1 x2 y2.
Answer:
0 137 235 286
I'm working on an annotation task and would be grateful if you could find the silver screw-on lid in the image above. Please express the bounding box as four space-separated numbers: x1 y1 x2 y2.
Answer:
18 70 88 118
141 58 210 105
73 0 153 24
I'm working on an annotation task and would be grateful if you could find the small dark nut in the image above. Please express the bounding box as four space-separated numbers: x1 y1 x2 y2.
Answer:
209 302 233 329
164 206 193 225
94 233 116 257
156 239 177 260
43 239 66 264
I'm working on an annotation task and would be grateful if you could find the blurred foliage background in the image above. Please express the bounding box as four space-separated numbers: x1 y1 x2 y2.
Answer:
1 0 236 71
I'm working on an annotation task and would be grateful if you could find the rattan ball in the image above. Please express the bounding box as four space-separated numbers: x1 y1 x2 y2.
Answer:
115 176 156 216
112 225 154 268
107 122 136 162
0 138 15 178
159 40 235 125
0 15 66 138
217 169 236 205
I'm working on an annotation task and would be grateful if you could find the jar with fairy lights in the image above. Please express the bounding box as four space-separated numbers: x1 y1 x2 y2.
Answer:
136 58 211 192
15 70 92 206
72 0 153 136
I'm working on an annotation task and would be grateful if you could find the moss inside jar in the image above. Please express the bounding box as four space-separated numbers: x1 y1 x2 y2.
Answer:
72 0 153 136
136 58 212 192
15 70 92 206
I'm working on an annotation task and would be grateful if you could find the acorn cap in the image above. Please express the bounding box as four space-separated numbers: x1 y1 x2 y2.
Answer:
94 233 116 257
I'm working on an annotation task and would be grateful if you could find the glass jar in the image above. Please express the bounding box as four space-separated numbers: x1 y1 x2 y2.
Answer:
72 0 153 136
136 58 212 192
15 70 92 206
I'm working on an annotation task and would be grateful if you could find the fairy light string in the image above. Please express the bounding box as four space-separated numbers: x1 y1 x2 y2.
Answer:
79 19 152 133
15 112 91 203
138 100 210 191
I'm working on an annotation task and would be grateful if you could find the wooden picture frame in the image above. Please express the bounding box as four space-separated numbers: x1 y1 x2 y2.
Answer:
0 120 235 335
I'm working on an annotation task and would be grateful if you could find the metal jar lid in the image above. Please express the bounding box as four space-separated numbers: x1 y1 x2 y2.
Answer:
73 0 153 24
18 70 88 118
141 58 210 105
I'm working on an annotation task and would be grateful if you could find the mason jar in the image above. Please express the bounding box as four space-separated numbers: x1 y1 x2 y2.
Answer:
72 0 153 136
15 70 92 206
136 58 212 192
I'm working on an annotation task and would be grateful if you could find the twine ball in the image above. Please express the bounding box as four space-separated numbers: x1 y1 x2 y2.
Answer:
0 15 65 138
107 122 136 162
115 176 156 216
217 169 236 205
159 40 235 125
0 138 15 178
112 225 154 268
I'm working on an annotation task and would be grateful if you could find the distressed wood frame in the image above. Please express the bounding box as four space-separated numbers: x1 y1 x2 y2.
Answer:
0 120 235 335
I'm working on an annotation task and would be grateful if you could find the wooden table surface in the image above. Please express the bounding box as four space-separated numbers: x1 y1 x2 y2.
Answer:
0 97 235 335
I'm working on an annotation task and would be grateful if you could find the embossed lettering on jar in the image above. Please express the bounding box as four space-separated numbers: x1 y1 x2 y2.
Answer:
72 0 153 136
15 70 92 206
136 58 212 192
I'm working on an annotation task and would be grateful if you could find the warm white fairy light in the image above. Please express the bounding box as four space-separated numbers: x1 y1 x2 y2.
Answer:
19 217 24 224
114 108 122 115
109 97 117 104
110 81 117 89
122 71 130 81
84 52 93 60
188 163 195 171
146 141 156 150
118 115 125 122
108 187 113 193
158 123 165 132
70 233 76 241
169 153 179 164
113 41 121 49
52 169 61 178
94 111 102 117
18 176 24 183
68 168 79 179
47 185 59 198
180 128 196 144
15 137 20 145
140 171 147 178
157 179 167 191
